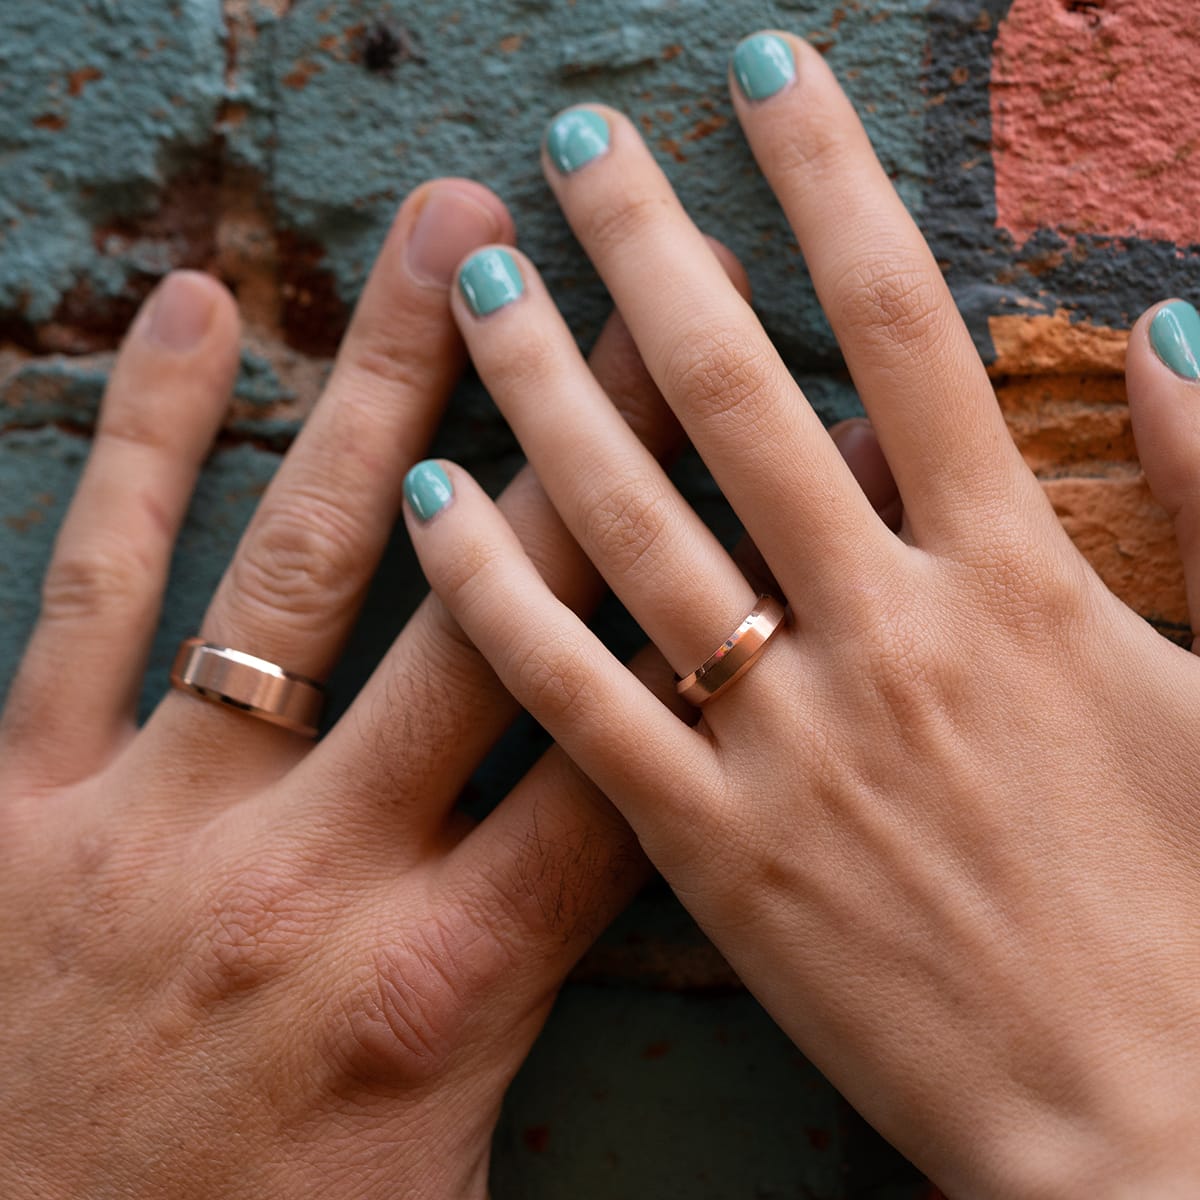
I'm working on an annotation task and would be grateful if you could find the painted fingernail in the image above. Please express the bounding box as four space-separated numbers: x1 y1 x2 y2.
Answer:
458 247 525 316
545 108 610 174
732 33 796 102
404 461 454 522
145 271 217 351
1150 300 1200 380
406 186 503 288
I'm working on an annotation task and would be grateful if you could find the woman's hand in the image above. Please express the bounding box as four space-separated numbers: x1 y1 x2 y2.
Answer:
0 178 763 1198
403 35 1200 1198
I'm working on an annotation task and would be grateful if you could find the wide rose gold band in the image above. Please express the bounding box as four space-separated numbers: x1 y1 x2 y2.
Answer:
676 595 787 707
169 638 325 739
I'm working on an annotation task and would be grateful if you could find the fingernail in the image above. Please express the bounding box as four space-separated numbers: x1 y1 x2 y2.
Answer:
406 187 504 288
458 248 524 316
145 272 217 351
1150 300 1200 380
545 108 610 174
732 33 796 102
404 461 454 522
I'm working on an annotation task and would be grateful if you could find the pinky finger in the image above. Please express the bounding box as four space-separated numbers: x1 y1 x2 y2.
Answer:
1127 299 1200 651
1 273 239 784
401 460 715 822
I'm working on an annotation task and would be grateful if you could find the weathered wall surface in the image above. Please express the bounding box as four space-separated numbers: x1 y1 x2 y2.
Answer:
3 0 1198 1194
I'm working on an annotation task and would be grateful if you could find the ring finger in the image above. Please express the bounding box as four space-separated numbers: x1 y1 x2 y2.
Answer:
144 180 511 767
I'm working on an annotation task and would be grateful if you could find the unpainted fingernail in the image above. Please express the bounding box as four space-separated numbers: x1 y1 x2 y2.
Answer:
404 460 454 522
732 32 796 102
458 247 525 316
145 272 217 351
1150 300 1200 381
406 187 504 288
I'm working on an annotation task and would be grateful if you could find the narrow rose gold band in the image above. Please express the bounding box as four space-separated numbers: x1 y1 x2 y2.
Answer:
169 638 325 739
676 595 787 707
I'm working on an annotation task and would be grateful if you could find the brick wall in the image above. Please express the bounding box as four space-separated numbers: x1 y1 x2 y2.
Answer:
2 1 1194 1193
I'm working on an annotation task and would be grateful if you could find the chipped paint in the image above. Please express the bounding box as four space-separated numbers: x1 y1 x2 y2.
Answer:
988 309 1128 375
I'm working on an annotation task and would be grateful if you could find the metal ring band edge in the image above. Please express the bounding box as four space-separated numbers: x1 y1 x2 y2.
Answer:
169 638 325 739
675 595 787 707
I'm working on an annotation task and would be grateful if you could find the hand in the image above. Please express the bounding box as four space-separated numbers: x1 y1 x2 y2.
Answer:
0 178 759 1197
402 35 1200 1198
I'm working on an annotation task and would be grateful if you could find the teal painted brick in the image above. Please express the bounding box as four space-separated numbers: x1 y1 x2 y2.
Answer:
0 0 926 388
0 359 109 427
0 351 293 434
233 348 294 409
0 1 227 324
0 428 85 675
263 0 927 373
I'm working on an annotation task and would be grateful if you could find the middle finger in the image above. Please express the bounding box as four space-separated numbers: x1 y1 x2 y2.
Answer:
541 106 899 608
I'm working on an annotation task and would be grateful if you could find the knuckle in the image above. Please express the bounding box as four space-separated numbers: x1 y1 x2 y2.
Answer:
833 257 951 364
960 530 1087 641
507 631 592 728
851 599 967 744
40 539 154 625
577 192 675 258
332 911 515 1087
579 474 672 580
96 404 179 459
341 335 437 401
1 829 164 1004
662 321 780 430
771 120 850 193
228 494 365 625
187 856 329 1007
433 534 507 619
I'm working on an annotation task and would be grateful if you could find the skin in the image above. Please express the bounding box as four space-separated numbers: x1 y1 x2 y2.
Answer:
404 34 1200 1199
1 176 885 1196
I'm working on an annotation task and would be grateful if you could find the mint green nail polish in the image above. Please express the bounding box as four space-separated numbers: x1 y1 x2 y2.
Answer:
404 461 453 522
1150 300 1200 381
546 108 610 174
458 247 524 316
732 33 796 102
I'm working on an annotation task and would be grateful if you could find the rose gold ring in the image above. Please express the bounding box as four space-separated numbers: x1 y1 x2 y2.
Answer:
169 638 325 738
676 595 787 707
